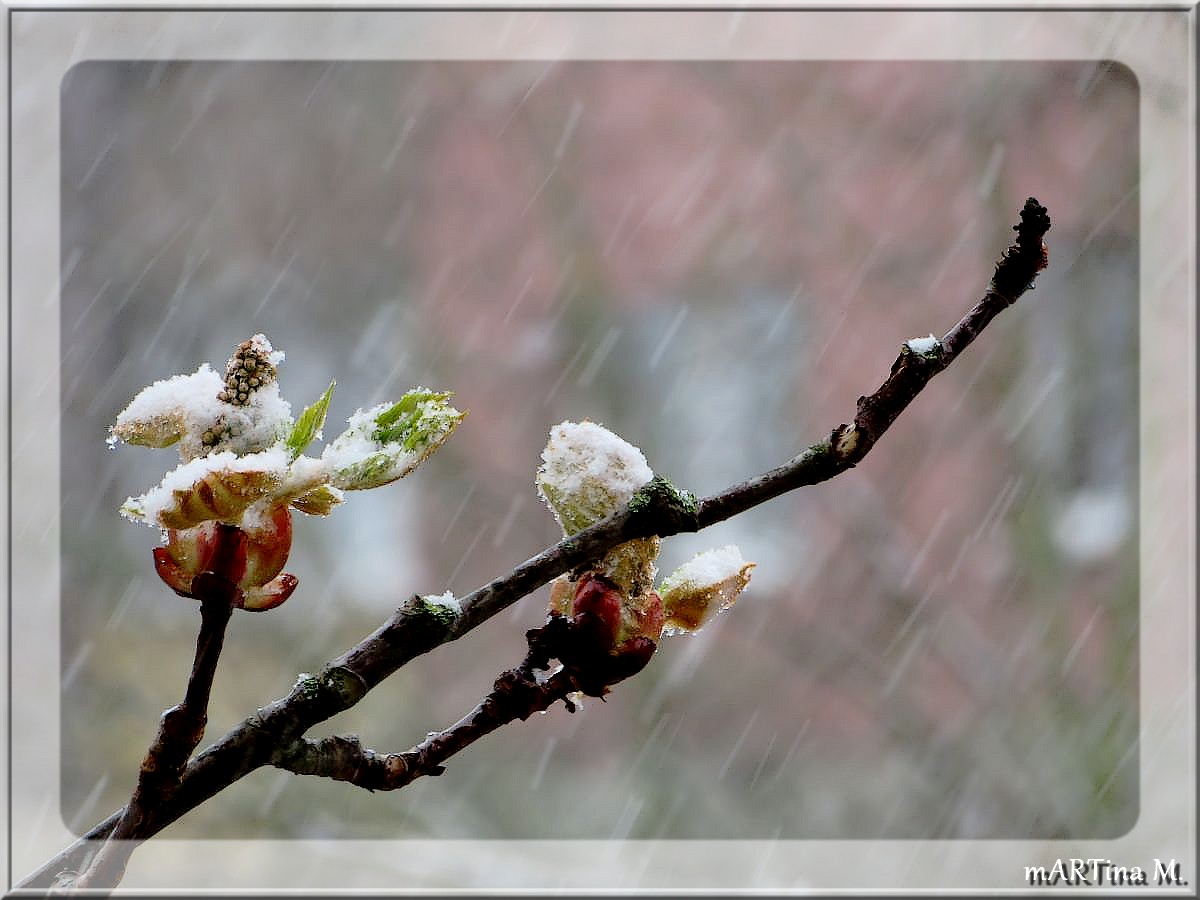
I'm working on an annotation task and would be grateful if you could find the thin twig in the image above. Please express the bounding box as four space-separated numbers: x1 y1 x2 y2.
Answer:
20 199 1050 890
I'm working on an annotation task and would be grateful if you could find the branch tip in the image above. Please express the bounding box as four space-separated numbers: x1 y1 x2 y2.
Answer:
992 196 1052 300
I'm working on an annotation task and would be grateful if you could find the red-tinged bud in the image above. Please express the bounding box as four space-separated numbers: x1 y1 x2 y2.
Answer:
153 545 195 597
570 573 623 646
624 590 664 646
608 636 657 680
152 504 297 611
238 504 293 589
241 572 299 611
558 573 661 695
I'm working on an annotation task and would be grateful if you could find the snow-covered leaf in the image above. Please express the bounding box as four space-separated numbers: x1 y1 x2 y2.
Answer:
110 354 293 462
121 448 290 530
290 483 345 517
322 388 465 490
659 545 756 634
110 366 225 451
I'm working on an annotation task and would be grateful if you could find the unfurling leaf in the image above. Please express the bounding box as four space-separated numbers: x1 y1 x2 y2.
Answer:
286 380 336 460
323 388 465 490
372 389 453 443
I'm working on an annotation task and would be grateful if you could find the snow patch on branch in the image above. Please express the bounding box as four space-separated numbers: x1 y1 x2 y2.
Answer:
905 333 941 355
422 590 462 618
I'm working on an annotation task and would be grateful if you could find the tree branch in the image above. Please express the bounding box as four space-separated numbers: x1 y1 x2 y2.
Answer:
21 199 1050 890
68 570 240 890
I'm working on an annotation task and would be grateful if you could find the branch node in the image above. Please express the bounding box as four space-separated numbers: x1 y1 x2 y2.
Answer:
628 475 700 536
832 425 860 462
403 591 463 637
318 665 370 710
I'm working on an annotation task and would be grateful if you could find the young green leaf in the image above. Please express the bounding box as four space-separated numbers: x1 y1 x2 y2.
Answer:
322 390 465 491
289 482 345 516
286 380 336 460
372 389 454 444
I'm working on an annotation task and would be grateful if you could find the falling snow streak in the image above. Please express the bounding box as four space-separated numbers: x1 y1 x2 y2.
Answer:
647 305 688 371
575 327 622 389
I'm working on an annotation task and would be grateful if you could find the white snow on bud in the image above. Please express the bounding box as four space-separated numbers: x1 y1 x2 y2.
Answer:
275 453 333 502
111 365 225 451
905 333 940 355
321 404 396 470
239 497 278 536
659 544 755 635
536 420 654 535
110 359 293 462
664 544 747 586
246 332 285 367
219 380 293 456
422 590 462 617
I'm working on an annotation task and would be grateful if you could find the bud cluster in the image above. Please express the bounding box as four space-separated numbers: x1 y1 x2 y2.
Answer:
219 335 278 407
536 420 756 689
111 334 463 613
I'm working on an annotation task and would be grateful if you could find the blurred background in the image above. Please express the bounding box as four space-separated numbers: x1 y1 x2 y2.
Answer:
59 60 1137 842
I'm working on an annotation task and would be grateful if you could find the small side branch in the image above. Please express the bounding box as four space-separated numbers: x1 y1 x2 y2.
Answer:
273 618 580 790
